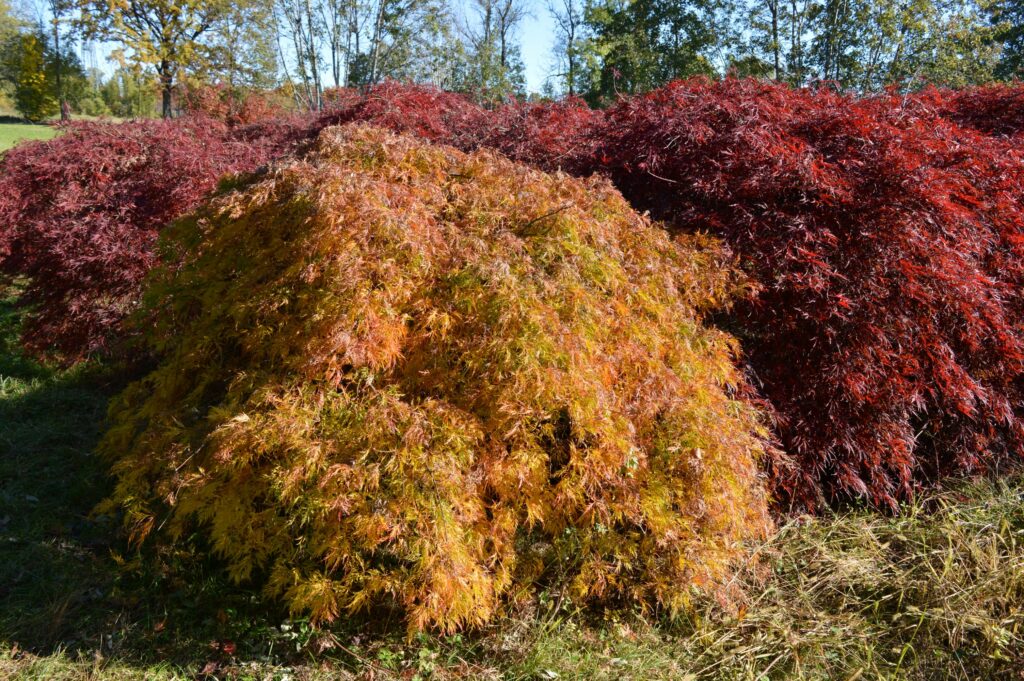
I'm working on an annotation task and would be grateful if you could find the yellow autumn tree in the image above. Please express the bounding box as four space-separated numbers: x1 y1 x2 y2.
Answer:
7 33 58 121
79 0 233 117
100 125 772 632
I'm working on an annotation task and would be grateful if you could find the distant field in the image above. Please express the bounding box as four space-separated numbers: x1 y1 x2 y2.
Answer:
0 123 58 152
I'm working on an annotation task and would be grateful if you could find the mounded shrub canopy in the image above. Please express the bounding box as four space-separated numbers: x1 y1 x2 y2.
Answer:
929 83 1024 138
0 118 284 362
315 81 489 149
600 79 1024 510
100 125 770 632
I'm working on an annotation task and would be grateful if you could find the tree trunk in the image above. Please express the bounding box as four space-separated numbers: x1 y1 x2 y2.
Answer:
770 0 780 80
53 18 68 121
370 0 385 85
160 62 173 118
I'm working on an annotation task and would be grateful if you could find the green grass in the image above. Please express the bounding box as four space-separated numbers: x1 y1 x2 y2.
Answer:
1 283 1024 679
0 123 58 153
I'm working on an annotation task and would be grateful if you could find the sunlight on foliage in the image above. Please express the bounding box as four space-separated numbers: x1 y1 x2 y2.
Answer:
599 78 1024 511
99 125 771 633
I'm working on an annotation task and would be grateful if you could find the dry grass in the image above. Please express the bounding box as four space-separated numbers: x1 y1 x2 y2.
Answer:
3 471 1022 679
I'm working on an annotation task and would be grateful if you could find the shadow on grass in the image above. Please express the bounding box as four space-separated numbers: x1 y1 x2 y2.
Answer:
0 291 346 672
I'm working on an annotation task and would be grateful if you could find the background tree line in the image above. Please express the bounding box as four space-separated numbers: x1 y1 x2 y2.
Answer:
0 0 1023 120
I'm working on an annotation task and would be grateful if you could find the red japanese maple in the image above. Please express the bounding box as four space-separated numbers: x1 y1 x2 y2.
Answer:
599 79 1024 509
925 83 1024 138
0 118 280 362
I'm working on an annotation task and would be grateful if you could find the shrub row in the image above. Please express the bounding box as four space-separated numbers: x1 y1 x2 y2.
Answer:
3 79 1024 511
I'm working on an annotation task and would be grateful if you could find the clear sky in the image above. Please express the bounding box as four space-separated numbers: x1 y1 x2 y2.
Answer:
517 2 558 93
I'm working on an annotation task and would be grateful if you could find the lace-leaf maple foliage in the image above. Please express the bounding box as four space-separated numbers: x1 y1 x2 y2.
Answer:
599 79 1024 510
0 118 285 362
928 83 1024 138
98 126 771 632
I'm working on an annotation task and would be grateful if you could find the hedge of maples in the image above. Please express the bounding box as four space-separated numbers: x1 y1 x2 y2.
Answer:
3 79 1024 519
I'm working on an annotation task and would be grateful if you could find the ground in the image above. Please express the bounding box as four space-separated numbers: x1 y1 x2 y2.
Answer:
0 123 58 153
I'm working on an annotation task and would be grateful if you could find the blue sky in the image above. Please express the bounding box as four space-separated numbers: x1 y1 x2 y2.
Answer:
517 3 558 93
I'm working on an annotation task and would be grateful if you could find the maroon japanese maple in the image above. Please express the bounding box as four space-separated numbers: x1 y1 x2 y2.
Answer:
599 78 1024 509
0 118 280 362
481 97 605 175
315 81 490 149
926 83 1024 138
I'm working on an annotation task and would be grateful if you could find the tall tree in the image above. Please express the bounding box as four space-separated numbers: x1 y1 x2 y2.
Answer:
278 0 323 108
81 0 231 117
804 0 998 89
100 65 157 116
318 0 353 86
406 0 467 87
989 0 1024 77
461 0 526 100
205 0 278 89
46 0 72 119
548 0 585 94
583 0 726 103
2 31 57 119
736 0 999 89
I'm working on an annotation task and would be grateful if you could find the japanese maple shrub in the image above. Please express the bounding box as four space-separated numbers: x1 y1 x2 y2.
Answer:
481 97 606 175
0 118 278 362
930 83 1024 138
99 125 771 632
600 78 1024 510
314 83 605 175
315 80 490 149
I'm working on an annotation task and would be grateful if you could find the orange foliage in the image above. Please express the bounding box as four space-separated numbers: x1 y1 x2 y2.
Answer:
99 126 771 632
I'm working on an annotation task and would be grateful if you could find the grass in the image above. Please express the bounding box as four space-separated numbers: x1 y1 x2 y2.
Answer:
0 123 58 153
1 284 1023 679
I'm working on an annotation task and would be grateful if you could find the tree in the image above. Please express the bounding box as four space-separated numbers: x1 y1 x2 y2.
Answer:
460 0 527 100
404 0 469 88
277 0 323 109
799 0 998 89
0 0 18 37
318 0 353 87
5 32 58 120
0 0 24 109
582 0 726 104
742 0 812 81
204 0 278 89
731 0 998 89
46 0 72 120
548 0 586 94
991 0 1024 77
100 66 157 117
1 13 89 120
81 0 231 117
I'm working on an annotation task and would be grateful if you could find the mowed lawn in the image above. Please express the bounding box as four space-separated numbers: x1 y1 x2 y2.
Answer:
0 123 58 153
